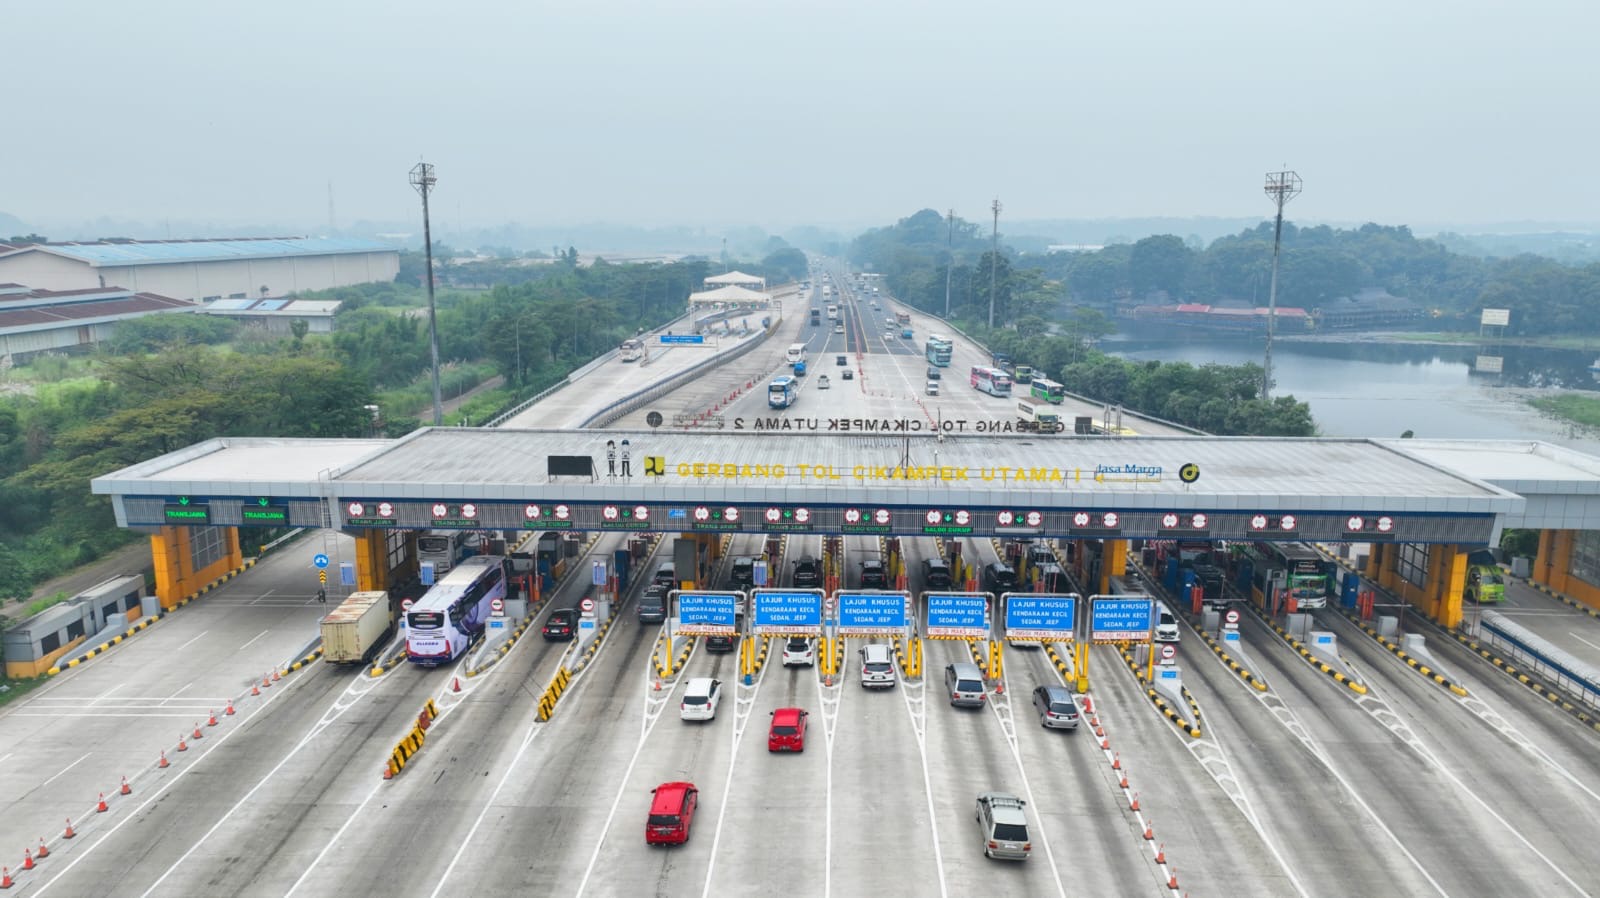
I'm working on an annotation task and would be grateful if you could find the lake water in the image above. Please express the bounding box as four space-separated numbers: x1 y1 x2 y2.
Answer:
1104 334 1600 453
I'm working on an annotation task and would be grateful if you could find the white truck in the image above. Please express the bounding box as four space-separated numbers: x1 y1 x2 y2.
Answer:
1017 397 1063 433
320 590 395 664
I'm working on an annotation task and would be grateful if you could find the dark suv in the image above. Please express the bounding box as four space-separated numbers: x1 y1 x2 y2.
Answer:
730 556 756 590
860 559 887 589
983 562 1017 593
793 556 822 588
922 558 954 590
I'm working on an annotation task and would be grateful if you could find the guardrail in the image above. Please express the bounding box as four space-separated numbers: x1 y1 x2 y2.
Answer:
892 300 1204 436
1478 612 1600 710
580 327 775 429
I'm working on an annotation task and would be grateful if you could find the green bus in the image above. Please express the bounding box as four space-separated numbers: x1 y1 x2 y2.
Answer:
1030 377 1064 404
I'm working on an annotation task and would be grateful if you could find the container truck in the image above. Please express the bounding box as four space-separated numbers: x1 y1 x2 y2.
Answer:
321 590 396 664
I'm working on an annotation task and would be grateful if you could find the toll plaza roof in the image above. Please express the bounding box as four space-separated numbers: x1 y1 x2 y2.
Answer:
1381 438 1600 530
93 429 1530 544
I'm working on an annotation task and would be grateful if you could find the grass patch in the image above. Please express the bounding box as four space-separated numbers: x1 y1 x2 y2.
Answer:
23 592 70 617
1529 394 1600 429
0 675 50 708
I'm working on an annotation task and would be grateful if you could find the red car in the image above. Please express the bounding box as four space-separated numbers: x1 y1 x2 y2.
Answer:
768 707 808 752
646 781 699 845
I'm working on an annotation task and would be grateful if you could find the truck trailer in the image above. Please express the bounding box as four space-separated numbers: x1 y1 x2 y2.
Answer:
321 590 395 664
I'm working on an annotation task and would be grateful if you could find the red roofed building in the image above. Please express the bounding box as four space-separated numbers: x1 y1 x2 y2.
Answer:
0 283 198 363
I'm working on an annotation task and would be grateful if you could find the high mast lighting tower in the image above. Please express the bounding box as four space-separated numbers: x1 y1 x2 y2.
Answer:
1262 169 1302 399
410 162 444 426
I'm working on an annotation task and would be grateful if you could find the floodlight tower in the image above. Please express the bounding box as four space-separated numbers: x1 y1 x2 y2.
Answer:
988 198 1002 328
1261 169 1302 399
944 208 955 317
410 162 444 426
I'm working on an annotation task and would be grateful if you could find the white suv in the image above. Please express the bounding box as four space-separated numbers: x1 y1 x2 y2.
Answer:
975 792 1032 860
859 644 897 688
782 637 816 667
680 677 722 721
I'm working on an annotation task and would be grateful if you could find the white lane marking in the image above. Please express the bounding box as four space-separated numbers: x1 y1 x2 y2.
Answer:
160 682 194 705
39 752 92 788
1568 631 1600 653
239 630 270 651
282 781 383 898
0 752 12 765
900 674 946 898
701 639 773 898
89 683 128 705
992 668 1067 898
175 631 208 652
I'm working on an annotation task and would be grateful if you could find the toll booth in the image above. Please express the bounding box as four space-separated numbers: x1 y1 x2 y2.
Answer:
2 575 147 677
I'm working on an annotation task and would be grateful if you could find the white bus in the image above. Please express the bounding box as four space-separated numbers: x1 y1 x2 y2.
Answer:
418 529 471 574
406 555 508 666
619 338 645 362
785 343 807 364
970 365 1013 398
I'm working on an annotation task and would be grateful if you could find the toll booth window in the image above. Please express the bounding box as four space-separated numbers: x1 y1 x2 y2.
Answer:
1572 530 1600 585
41 631 61 654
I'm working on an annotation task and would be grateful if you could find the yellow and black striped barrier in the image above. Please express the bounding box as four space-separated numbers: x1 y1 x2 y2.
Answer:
1521 579 1600 619
966 637 987 674
1044 643 1073 681
1337 608 1468 696
1196 628 1269 692
1255 611 1367 695
1450 631 1600 734
1114 645 1201 737
384 697 442 778
535 665 574 722
48 559 260 676
282 646 324 674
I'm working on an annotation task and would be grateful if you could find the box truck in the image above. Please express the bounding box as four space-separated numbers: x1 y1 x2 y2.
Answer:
321 591 395 664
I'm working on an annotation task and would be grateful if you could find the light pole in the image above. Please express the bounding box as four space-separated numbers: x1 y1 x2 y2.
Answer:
1262 170 1302 400
410 162 444 426
944 208 955 318
988 198 1002 328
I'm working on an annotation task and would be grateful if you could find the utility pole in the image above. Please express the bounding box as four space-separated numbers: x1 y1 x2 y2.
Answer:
410 162 444 426
944 208 955 318
1262 169 1302 400
988 198 1002 328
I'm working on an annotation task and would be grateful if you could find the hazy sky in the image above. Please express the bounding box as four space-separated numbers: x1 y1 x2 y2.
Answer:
11 0 1600 232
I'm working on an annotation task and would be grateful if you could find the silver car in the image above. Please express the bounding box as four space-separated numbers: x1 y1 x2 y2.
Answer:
975 792 1031 860
1031 684 1080 731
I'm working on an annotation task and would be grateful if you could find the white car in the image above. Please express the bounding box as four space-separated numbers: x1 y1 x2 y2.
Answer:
680 677 722 721
782 637 816 667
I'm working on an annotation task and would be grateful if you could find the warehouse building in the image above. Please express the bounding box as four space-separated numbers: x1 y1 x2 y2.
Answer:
0 283 198 362
0 236 399 302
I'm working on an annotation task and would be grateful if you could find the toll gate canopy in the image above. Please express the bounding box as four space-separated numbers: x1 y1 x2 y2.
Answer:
91 428 1540 545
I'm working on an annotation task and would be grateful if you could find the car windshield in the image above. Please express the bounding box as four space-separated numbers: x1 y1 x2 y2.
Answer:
772 725 797 735
648 814 681 826
788 639 808 650
683 695 707 705
957 679 982 692
1049 702 1075 715
993 823 1029 841
866 662 892 673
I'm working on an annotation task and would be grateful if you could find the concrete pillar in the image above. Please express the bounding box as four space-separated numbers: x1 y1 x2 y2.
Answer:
1551 530 1575 595
1436 545 1467 628
1536 529 1557 587
1364 542 1383 582
1100 539 1127 595
353 529 388 592
150 526 242 610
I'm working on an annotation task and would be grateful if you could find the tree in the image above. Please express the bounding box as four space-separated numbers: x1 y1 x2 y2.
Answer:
1128 235 1193 298
289 318 309 347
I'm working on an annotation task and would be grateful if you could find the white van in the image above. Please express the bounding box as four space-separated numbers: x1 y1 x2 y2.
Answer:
1154 602 1180 643
927 380 940 396
860 644 897 689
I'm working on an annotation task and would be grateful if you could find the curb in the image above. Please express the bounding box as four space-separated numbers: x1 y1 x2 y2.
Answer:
281 647 324 674
1450 630 1600 734
48 558 258 676
1336 609 1468 696
1250 606 1368 695
1521 579 1600 619
1196 629 1269 692
466 615 537 677
1114 645 1200 737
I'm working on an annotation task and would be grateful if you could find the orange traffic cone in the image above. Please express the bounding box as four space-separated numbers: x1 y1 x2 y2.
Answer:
1129 792 1139 811
21 849 33 871
451 677 461 694
2 866 12 889
207 710 219 727
120 776 131 796
1120 773 1129 789
1154 843 1166 864
225 702 235 716
1167 869 1179 891
35 839 48 860
158 751 169 769
63 819 76 839
271 669 281 682
262 673 272 688
251 682 261 696
1143 818 1154 840
653 678 661 692
95 793 108 813
176 734 188 752
382 764 394 781
1112 752 1122 770
192 723 204 740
